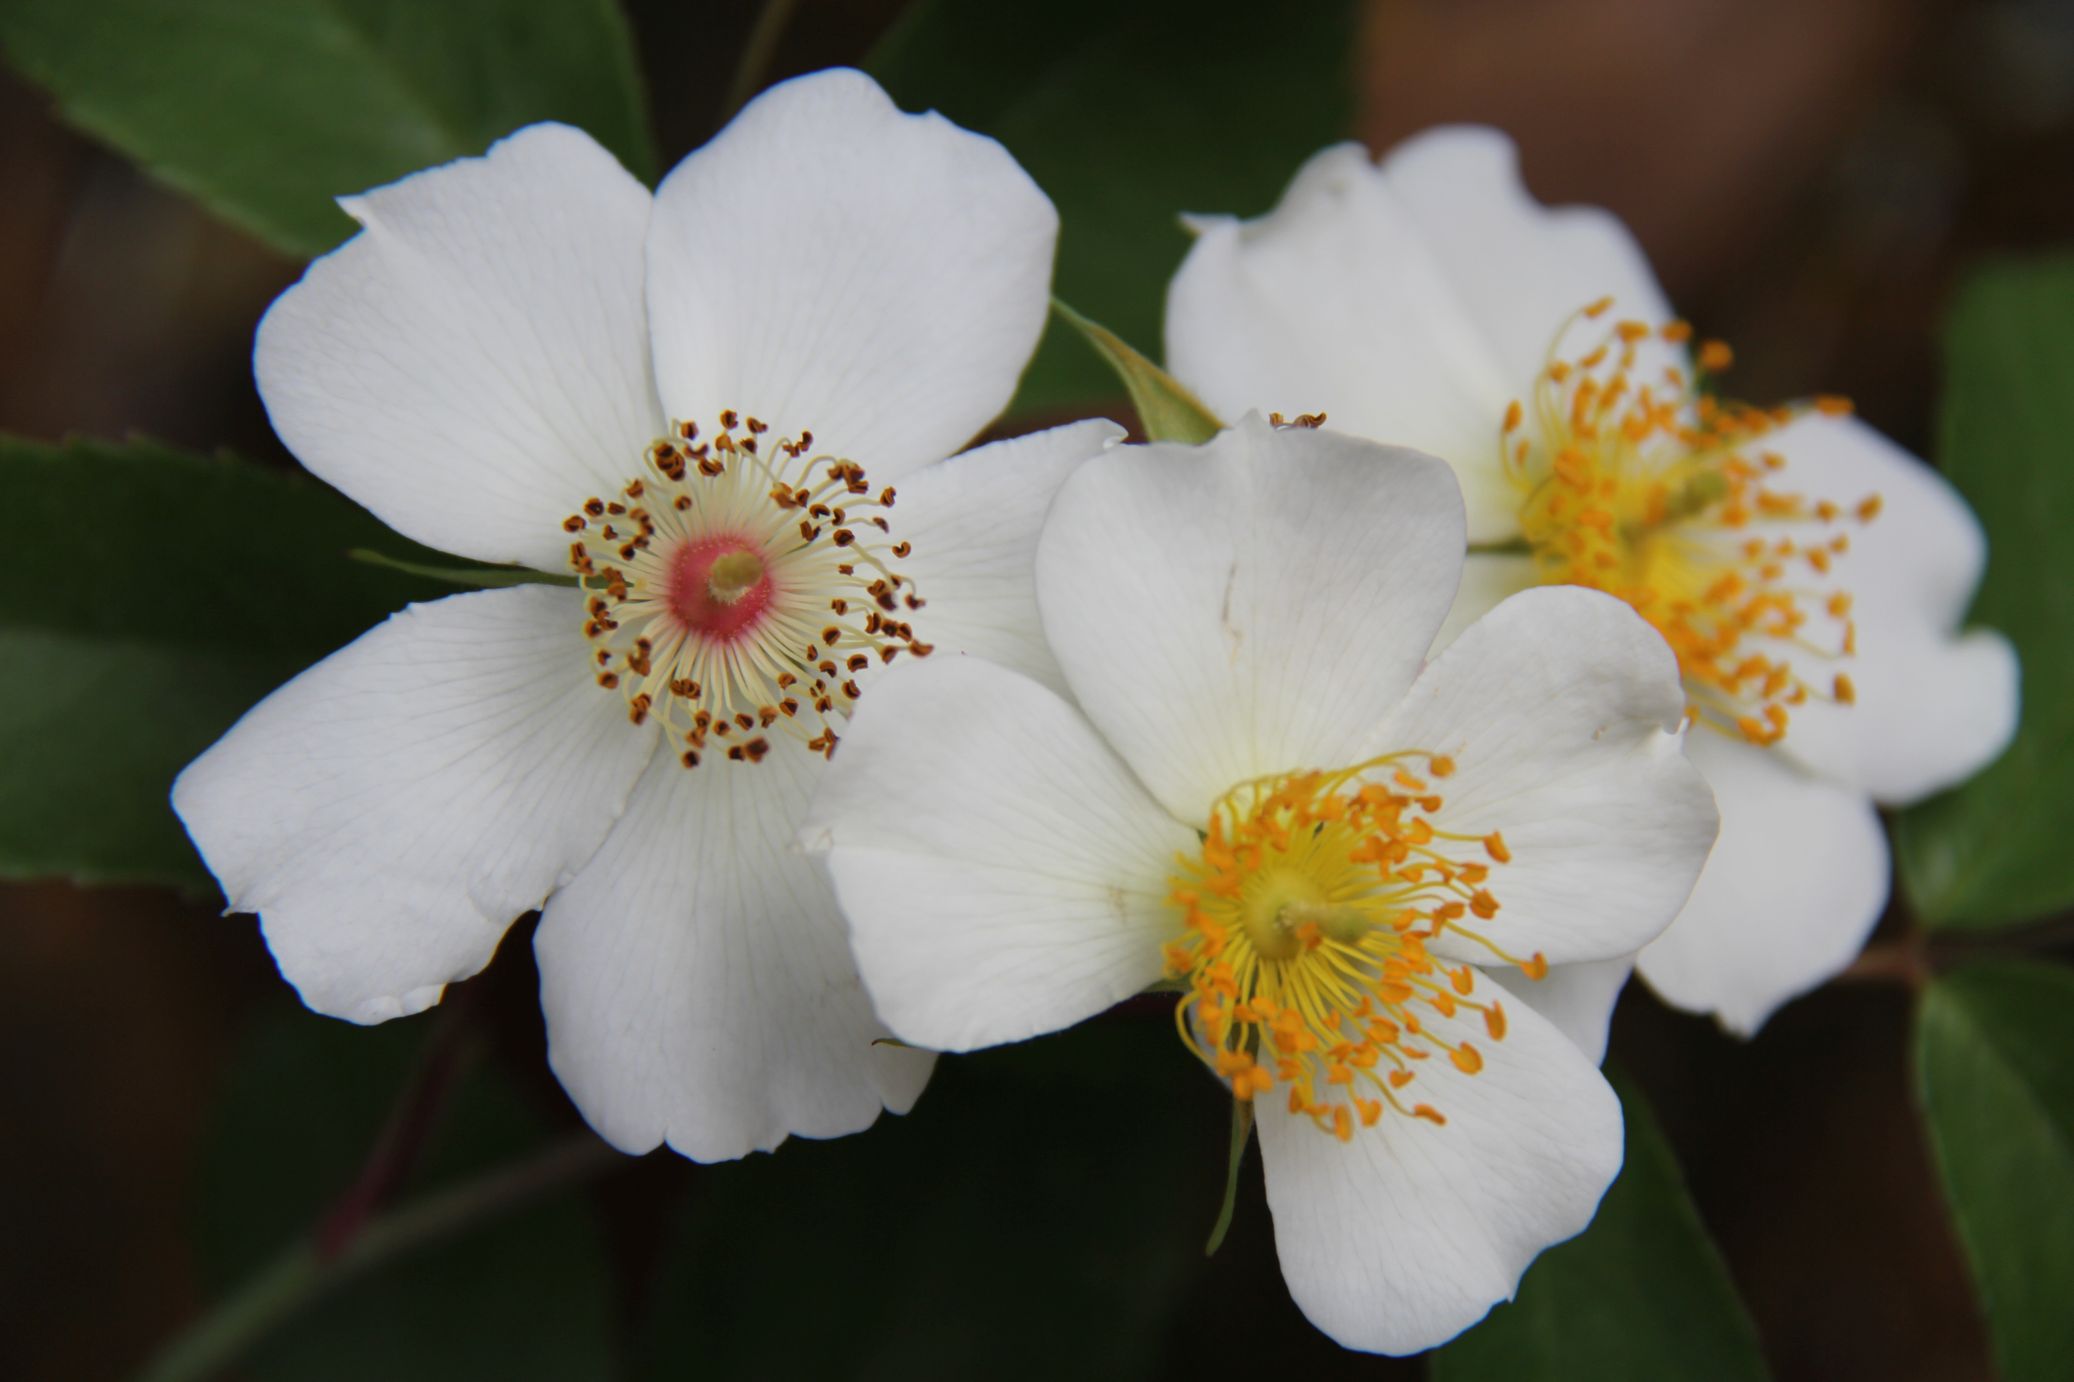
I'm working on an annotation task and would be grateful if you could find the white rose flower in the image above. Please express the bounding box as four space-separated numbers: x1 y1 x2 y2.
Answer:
173 68 1123 1161
1165 130 2020 1034
803 418 1719 1353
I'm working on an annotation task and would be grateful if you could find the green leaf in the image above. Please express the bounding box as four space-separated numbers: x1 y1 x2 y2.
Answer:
1432 1072 1769 1382
194 1006 615 1381
0 435 455 887
1916 960 2074 1382
1895 255 2074 929
638 1019 1217 1381
869 0 1354 416
0 0 654 258
1050 299 1222 443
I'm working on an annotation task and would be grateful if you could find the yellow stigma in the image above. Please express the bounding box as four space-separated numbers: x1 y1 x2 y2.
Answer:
705 550 765 604
1502 302 1877 746
1164 751 1539 1143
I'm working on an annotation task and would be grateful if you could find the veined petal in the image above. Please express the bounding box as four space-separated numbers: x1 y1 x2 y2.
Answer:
1036 417 1465 824
537 742 933 1162
1433 550 1537 653
172 586 656 1024
892 419 1126 697
1165 143 1520 540
645 69 1056 482
1366 587 1718 967
1165 131 1675 542
1377 127 1676 416
1490 957 1633 1065
255 124 662 569
1757 413 2019 803
1636 731 1889 1036
802 658 1194 1054
1256 980 1623 1355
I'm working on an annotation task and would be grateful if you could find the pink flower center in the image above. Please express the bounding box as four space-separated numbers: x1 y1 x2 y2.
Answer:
665 535 773 641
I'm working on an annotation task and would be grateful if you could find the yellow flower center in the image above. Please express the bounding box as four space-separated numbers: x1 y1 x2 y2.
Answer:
562 411 932 767
1164 752 1539 1142
1503 300 1878 745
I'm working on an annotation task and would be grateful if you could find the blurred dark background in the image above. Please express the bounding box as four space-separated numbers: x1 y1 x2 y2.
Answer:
4 0 2072 1377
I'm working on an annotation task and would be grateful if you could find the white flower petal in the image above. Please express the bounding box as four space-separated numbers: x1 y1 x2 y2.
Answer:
1166 131 1675 542
537 743 933 1161
802 658 1195 1054
1256 978 1623 1354
1036 417 1465 823
255 124 662 569
1490 958 1633 1065
892 419 1126 696
1756 413 2019 803
1368 587 1717 966
1165 144 1520 540
1434 550 1537 652
645 69 1057 482
1376 127 1675 412
1636 731 1889 1036
172 586 656 1024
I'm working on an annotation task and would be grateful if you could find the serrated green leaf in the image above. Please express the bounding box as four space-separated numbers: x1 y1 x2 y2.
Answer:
868 0 1353 416
0 435 454 887
1894 256 2074 929
1916 960 2074 1382
0 0 654 258
193 1006 615 1381
1431 1072 1769 1382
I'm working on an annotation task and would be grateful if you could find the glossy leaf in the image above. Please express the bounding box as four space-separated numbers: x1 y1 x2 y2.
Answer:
0 435 453 887
1916 960 2074 1382
1895 256 2074 929
0 0 654 257
869 0 1354 415
1431 1072 1769 1382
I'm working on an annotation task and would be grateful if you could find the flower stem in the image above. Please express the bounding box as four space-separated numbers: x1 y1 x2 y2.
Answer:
135 1135 623 1382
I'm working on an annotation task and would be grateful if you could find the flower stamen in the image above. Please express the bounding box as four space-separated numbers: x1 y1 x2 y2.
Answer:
1501 305 1879 745
1164 752 1533 1141
563 413 932 766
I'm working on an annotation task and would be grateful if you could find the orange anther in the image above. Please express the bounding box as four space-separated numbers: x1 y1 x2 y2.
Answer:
1451 1043 1484 1075
1483 831 1511 864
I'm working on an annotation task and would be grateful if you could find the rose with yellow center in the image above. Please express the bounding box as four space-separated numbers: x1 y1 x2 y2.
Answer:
805 419 1718 1353
172 69 1128 1164
1165 129 2018 1035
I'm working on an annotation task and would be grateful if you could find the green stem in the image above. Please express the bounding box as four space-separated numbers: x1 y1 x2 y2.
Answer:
136 1135 622 1382
1204 1098 1254 1257
723 0 800 118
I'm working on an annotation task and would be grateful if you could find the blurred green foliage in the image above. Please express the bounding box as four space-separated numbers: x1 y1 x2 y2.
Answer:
1916 961 2074 1382
868 0 1354 416
0 437 449 888
638 1018 1219 1381
1897 255 2074 930
1432 1073 1770 1382
196 1006 614 1380
0 0 654 256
